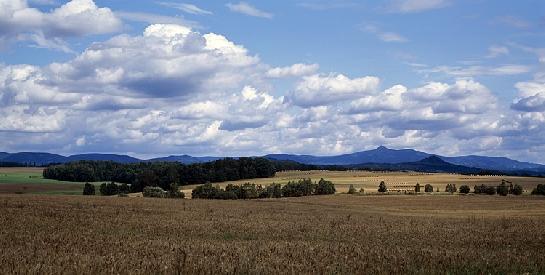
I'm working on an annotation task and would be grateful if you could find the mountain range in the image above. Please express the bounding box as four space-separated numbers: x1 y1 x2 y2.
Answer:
1 146 544 173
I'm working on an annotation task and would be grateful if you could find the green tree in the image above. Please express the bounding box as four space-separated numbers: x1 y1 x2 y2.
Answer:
512 184 523 196
415 183 421 193
83 183 95 195
378 181 387 193
348 184 357 194
445 184 457 193
315 178 336 195
100 182 119 196
459 185 470 194
424 184 434 193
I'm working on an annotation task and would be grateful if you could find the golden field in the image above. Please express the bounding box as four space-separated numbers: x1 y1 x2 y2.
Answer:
1 194 544 274
181 170 545 196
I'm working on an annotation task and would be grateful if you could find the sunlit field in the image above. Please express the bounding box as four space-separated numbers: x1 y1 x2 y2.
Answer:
181 170 545 196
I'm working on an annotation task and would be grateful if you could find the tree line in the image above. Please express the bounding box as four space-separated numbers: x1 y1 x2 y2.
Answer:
44 158 276 192
192 178 336 200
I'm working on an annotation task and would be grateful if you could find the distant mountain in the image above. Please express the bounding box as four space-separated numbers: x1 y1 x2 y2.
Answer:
443 155 545 171
1 152 66 165
148 155 222 164
0 146 544 173
66 154 140 163
349 156 483 174
266 146 429 165
0 152 9 160
266 146 545 171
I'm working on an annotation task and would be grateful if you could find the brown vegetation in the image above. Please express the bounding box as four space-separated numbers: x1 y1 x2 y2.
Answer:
1 194 544 274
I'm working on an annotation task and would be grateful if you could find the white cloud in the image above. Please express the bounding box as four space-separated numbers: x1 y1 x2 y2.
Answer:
511 81 545 112
289 74 380 107
116 11 197 27
363 24 407 43
388 0 449 13
158 2 212 15
420 64 531 77
486 45 509 58
0 0 122 51
226 2 273 19
266 63 319 78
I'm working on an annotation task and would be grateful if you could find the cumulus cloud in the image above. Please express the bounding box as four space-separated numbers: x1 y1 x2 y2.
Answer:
226 2 273 19
511 81 545 112
266 63 319 78
288 74 380 107
419 64 531 77
0 0 122 51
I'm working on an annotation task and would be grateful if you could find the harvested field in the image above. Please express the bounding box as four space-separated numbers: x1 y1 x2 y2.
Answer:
182 170 545 195
1 194 544 274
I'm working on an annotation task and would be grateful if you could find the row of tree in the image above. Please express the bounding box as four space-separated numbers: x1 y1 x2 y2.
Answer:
44 158 276 192
376 180 525 196
192 178 336 200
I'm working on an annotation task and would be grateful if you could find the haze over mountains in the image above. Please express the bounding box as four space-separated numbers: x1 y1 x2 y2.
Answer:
1 146 544 173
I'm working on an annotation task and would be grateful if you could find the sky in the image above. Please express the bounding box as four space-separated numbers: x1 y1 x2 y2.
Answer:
0 0 545 162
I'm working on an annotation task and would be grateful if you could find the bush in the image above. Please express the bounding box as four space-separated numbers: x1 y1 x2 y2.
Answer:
143 186 167 198
119 183 130 194
282 179 316 197
497 182 509 196
378 181 387 193
262 183 283 198
240 183 259 199
192 183 221 199
347 184 357 195
100 182 119 196
168 183 184 199
316 178 336 195
474 184 496 195
445 184 457 193
83 183 95 195
424 184 434 193
512 184 523 196
459 185 470 194
359 188 365 194
415 183 421 193
531 184 545 196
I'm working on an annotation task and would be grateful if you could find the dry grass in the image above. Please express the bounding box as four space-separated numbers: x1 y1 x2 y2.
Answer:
1 194 544 274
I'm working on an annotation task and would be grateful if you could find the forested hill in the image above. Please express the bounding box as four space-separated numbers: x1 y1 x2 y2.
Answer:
42 158 278 193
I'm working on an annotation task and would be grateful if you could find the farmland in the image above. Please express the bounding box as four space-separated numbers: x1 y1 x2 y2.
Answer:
1 194 544 274
181 170 545 196
0 167 102 195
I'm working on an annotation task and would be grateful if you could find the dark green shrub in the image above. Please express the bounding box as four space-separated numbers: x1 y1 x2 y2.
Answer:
143 186 167 198
192 183 221 199
168 183 184 199
240 183 259 199
475 184 496 195
424 184 433 193
100 182 119 196
415 183 421 193
83 183 95 195
378 181 387 193
347 184 357 195
282 179 316 197
532 184 545 195
316 178 336 195
497 182 509 196
459 185 470 194
445 184 457 193
119 183 130 194
512 184 523 196
263 183 283 198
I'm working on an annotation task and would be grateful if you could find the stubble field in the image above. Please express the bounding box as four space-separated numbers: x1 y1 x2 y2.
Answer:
1 194 544 274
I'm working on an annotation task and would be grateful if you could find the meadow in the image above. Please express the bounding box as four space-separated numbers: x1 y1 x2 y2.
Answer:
1 194 544 274
0 168 103 195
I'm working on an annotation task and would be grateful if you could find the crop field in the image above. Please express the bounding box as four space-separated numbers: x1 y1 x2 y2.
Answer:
181 170 545 196
0 168 100 195
1 194 544 274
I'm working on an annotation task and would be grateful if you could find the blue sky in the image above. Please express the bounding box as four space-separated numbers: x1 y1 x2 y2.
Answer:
1 0 545 162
